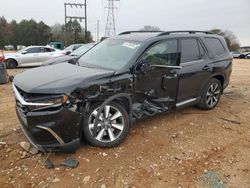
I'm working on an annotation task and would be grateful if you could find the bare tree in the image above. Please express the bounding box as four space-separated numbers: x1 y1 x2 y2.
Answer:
209 29 240 51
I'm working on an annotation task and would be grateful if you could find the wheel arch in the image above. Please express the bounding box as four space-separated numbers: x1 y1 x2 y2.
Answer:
6 58 19 66
91 93 132 137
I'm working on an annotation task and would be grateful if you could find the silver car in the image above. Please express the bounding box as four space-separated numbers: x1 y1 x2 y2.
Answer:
5 46 64 68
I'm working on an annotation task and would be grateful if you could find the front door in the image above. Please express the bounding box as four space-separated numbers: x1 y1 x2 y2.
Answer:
133 39 181 117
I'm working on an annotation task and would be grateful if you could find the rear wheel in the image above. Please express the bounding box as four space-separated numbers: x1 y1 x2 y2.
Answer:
6 59 18 69
83 102 130 147
198 78 222 110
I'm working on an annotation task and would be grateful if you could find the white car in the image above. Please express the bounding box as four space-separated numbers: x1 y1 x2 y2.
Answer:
5 46 64 68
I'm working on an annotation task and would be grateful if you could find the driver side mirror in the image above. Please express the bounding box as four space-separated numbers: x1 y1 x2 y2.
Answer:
134 59 150 73
66 51 71 55
21 51 27 55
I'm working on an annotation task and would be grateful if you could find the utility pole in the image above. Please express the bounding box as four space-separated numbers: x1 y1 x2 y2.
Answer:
105 0 120 37
64 2 87 46
97 20 100 42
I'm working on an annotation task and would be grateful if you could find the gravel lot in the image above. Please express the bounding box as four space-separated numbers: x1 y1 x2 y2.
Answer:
0 59 250 188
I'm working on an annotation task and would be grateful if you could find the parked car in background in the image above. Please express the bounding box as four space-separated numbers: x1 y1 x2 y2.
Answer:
13 30 232 152
231 52 241 58
44 43 96 66
48 42 64 50
63 44 83 54
4 45 14 51
246 53 250 59
0 50 5 63
5 46 64 68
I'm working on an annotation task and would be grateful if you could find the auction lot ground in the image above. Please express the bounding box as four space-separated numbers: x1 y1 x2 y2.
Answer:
0 59 250 188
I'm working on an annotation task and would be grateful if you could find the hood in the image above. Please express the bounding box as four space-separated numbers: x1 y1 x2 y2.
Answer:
44 55 78 66
14 63 114 94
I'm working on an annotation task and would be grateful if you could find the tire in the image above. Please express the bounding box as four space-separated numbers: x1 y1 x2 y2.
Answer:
6 59 18 69
198 78 222 110
83 101 130 147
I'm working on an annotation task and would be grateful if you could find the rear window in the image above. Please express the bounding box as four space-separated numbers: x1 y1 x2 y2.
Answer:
181 38 200 63
204 37 226 56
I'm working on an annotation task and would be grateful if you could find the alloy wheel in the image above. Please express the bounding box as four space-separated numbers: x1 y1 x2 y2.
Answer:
88 105 125 143
206 83 221 108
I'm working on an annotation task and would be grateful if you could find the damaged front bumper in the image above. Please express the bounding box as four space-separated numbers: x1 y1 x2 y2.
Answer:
16 103 81 153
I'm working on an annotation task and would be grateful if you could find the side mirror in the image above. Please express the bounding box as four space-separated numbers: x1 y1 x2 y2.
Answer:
21 51 27 55
134 59 150 73
66 51 71 55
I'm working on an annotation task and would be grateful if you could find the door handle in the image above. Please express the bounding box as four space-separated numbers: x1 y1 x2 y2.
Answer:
203 65 211 71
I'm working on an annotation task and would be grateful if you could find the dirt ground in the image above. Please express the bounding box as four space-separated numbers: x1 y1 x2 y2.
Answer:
0 59 250 188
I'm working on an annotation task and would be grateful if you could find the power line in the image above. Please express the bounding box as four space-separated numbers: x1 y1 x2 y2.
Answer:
64 1 87 45
105 0 120 37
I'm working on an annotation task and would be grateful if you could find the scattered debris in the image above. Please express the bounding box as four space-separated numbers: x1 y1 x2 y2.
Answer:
61 159 79 169
100 184 106 188
220 118 241 125
83 176 91 184
102 152 108 157
52 178 60 183
20 141 31 151
44 159 54 169
0 141 6 145
203 170 224 188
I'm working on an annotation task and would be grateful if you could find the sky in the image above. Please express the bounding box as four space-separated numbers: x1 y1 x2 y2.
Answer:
0 0 249 46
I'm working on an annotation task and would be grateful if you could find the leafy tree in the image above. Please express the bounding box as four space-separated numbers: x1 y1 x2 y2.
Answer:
0 17 93 49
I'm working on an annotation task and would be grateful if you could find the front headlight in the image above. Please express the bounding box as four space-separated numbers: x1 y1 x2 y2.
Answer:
29 95 68 105
26 95 69 111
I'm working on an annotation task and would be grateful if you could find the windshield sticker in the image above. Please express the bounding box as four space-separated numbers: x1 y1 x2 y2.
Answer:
122 42 140 49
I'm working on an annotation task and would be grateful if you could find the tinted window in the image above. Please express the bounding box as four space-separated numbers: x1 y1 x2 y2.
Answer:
141 40 178 66
41 48 55 52
181 39 200 63
26 47 41 53
205 37 226 56
198 41 206 57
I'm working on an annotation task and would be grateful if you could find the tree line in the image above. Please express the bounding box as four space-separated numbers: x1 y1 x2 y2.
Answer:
0 16 93 49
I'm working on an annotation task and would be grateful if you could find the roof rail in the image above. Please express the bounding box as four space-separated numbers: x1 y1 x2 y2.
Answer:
118 30 163 35
158 30 212 36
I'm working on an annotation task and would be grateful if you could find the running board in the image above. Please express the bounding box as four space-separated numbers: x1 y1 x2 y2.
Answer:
176 98 200 109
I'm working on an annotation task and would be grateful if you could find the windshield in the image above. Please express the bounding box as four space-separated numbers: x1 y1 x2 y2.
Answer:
78 39 141 70
71 44 94 56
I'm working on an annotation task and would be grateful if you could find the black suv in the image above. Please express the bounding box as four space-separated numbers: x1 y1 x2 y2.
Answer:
13 31 232 152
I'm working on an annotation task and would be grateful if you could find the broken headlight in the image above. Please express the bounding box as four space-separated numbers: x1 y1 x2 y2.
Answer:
26 95 68 111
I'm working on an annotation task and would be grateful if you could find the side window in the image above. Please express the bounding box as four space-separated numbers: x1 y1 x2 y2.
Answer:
141 40 178 66
204 37 226 56
40 48 55 53
198 41 206 57
26 47 41 54
181 38 200 63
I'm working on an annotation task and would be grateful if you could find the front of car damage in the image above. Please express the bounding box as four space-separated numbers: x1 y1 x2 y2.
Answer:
12 63 115 152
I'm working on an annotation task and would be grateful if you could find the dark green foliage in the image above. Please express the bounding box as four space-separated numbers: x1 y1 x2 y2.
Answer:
0 17 93 49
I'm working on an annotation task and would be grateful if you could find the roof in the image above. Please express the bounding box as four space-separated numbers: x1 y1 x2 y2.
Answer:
112 30 218 42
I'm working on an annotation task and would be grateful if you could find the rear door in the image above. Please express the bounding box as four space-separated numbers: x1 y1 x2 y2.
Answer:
177 38 212 105
19 47 41 65
39 47 56 63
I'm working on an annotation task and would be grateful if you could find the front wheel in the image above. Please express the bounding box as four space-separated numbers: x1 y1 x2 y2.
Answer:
198 78 222 110
6 59 18 69
83 102 130 147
